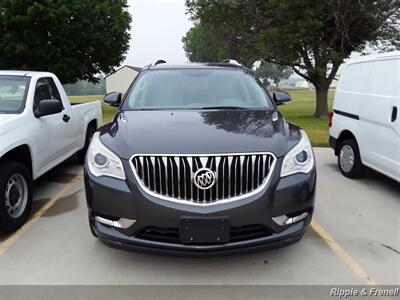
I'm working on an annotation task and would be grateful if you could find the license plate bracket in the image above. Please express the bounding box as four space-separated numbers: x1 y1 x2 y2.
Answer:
180 216 230 244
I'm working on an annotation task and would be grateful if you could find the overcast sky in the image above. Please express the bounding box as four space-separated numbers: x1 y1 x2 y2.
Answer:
123 0 193 68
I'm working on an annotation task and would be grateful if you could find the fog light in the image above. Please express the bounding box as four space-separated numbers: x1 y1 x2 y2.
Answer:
95 216 136 229
272 212 309 226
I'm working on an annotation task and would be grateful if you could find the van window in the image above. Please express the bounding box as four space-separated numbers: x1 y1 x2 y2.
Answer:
366 59 399 97
339 63 371 93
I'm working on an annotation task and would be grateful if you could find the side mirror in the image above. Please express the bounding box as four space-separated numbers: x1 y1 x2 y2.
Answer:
104 92 122 107
35 99 63 117
273 91 292 105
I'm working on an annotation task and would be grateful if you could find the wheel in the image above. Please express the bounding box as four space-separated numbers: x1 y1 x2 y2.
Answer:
77 125 96 164
338 139 364 178
0 161 33 233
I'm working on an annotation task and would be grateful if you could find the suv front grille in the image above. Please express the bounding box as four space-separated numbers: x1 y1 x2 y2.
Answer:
130 153 276 205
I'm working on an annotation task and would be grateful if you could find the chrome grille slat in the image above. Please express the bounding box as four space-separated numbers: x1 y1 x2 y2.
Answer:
161 157 168 195
239 156 244 195
174 157 180 199
130 153 276 206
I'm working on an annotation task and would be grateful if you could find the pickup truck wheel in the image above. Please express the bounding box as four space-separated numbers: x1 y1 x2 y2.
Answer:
338 139 364 179
77 125 96 164
0 161 33 233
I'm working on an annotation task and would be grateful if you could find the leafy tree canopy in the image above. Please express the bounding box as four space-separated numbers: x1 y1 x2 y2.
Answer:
185 0 400 116
0 0 131 83
255 62 293 86
182 22 257 67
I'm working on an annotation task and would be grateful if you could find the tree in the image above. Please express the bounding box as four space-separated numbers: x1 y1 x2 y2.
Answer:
182 23 222 63
255 62 293 87
185 0 400 117
0 0 131 83
182 22 258 68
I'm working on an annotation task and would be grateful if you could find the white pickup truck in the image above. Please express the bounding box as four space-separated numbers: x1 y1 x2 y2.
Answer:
0 71 102 232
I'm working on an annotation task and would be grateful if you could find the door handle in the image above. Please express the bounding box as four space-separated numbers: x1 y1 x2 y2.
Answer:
391 107 398 122
63 114 71 123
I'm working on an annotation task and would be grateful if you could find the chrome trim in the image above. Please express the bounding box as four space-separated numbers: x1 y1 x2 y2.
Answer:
272 212 309 226
129 152 277 207
95 216 136 229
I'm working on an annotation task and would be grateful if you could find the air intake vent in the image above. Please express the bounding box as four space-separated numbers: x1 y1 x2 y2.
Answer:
130 153 276 206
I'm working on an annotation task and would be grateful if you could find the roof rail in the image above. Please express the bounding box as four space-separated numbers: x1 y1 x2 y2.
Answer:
221 59 242 66
151 59 167 66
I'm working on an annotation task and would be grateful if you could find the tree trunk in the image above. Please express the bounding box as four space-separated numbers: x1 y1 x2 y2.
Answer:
314 83 330 118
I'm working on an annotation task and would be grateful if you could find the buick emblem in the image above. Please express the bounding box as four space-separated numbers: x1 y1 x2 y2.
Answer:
193 168 216 190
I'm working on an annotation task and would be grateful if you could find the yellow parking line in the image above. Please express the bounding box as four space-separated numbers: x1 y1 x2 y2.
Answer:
0 170 83 256
311 219 376 286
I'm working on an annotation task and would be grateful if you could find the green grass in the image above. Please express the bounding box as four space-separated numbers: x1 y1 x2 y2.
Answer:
280 89 334 147
69 95 118 124
70 90 334 147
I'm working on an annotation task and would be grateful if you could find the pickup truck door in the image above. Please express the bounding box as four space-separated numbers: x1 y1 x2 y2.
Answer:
33 77 77 174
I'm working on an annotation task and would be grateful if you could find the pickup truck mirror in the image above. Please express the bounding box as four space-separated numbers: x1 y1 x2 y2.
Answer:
104 92 122 107
35 99 63 117
273 91 292 106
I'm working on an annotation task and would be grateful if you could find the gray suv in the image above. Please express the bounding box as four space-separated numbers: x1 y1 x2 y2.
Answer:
84 60 316 256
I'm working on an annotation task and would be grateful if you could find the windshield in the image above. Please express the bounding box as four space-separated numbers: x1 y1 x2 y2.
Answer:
123 69 272 110
0 76 30 114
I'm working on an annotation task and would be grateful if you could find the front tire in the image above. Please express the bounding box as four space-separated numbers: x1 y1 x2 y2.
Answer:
338 139 364 179
0 161 33 233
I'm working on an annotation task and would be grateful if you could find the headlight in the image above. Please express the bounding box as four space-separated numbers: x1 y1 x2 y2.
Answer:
281 130 314 177
86 132 126 180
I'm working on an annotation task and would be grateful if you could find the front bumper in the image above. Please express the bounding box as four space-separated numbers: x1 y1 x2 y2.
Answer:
84 158 316 256
90 218 308 256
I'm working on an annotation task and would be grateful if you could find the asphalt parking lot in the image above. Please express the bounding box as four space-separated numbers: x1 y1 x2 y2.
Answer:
0 148 399 285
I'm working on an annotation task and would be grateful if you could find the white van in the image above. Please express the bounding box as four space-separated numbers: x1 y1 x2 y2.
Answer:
329 52 400 182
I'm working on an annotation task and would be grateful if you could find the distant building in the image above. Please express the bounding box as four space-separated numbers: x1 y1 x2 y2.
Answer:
295 80 312 89
105 65 142 94
330 78 339 89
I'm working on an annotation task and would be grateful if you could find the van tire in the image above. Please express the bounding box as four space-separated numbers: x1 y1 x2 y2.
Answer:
0 161 33 233
338 139 364 179
77 125 96 164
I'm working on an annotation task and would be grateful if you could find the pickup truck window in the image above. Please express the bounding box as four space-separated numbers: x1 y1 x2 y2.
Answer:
0 76 30 114
34 77 62 111
123 69 273 110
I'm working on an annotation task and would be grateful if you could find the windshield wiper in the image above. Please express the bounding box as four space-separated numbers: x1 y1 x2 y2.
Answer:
201 106 249 110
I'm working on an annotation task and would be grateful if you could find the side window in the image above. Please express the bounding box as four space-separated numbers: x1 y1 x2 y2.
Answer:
33 77 62 112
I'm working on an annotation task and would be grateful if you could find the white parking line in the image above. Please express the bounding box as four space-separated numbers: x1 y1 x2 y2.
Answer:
311 219 376 286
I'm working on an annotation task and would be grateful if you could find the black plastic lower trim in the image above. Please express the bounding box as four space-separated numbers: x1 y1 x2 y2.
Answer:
333 109 359 120
329 136 338 152
90 217 309 257
99 234 303 257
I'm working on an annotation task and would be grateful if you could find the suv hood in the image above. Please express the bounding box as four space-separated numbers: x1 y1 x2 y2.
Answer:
99 110 302 159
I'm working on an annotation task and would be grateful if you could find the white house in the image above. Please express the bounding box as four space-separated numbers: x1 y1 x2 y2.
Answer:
295 80 312 89
105 65 142 94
